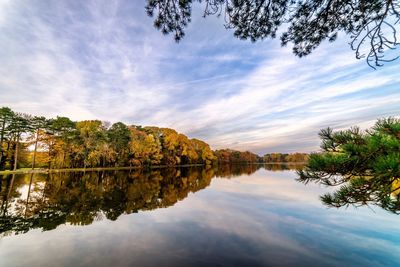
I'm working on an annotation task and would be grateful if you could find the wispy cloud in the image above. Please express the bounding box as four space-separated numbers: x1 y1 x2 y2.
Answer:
0 0 399 154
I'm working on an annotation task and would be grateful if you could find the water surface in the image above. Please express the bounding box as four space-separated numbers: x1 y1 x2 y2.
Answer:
0 164 399 266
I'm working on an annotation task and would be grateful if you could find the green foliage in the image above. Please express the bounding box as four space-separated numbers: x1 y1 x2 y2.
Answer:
0 107 219 170
108 122 130 152
298 117 400 213
1 107 308 170
0 107 15 168
146 0 400 67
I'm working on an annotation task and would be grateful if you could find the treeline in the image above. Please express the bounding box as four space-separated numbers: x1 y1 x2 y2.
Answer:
0 107 309 170
0 107 215 170
263 153 309 163
214 149 263 164
213 149 309 164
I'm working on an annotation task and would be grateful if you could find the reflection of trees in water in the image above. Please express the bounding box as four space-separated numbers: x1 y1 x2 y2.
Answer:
214 164 262 178
264 163 304 172
298 172 400 214
0 168 215 235
214 163 304 178
0 164 300 235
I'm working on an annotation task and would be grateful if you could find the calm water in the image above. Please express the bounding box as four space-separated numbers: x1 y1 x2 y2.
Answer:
0 164 399 267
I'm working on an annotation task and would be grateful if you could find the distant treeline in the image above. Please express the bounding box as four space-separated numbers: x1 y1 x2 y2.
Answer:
215 149 309 164
0 107 308 170
214 149 262 164
263 153 309 163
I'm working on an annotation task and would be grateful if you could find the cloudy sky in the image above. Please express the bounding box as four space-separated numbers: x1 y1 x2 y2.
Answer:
0 0 399 154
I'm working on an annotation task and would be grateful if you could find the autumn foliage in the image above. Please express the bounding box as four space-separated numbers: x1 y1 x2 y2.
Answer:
214 149 261 164
0 107 216 170
0 107 309 170
263 153 309 163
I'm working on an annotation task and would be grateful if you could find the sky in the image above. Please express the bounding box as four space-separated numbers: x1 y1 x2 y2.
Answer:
0 0 399 155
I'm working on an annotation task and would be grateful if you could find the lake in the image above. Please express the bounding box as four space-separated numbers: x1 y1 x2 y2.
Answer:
1 164 399 267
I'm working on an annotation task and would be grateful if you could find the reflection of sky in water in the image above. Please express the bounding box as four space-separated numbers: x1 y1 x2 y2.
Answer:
1 169 400 267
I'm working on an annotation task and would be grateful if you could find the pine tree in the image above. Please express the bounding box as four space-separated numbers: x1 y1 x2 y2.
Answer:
298 118 400 213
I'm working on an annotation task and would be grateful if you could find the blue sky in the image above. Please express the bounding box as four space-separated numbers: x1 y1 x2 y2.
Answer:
0 0 399 154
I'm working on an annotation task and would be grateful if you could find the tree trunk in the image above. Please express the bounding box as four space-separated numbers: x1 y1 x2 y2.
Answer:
2 174 16 216
6 173 15 201
31 129 39 170
1 140 11 169
62 153 66 169
13 134 20 171
25 173 34 217
0 118 6 169
48 145 52 169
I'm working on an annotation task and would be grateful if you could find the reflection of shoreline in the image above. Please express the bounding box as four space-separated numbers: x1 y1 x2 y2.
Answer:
263 162 307 165
0 164 206 175
0 164 304 236
263 163 305 172
0 167 215 236
213 163 305 177
0 162 306 176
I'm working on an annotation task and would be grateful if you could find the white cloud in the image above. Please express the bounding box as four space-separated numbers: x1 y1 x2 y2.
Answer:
0 0 12 25
0 0 399 154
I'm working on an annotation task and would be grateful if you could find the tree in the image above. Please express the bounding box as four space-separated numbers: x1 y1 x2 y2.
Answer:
298 117 400 213
45 116 76 168
159 128 181 165
28 116 47 170
177 134 198 164
0 107 14 169
146 0 400 68
108 122 131 165
191 138 215 165
129 127 163 166
76 120 106 168
7 113 32 170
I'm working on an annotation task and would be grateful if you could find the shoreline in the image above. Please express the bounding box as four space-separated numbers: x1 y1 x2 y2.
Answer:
0 164 205 175
0 162 307 175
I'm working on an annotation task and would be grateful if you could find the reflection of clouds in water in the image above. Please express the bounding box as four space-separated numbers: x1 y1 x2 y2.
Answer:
141 169 400 266
210 169 324 204
1 169 400 266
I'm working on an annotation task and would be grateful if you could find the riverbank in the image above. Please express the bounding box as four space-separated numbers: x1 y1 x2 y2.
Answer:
0 162 307 175
0 164 205 175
